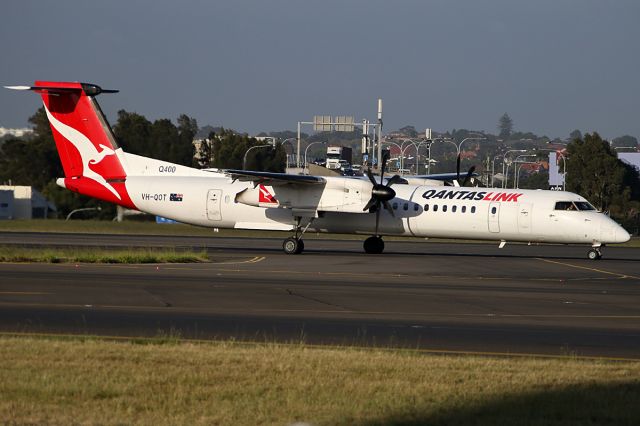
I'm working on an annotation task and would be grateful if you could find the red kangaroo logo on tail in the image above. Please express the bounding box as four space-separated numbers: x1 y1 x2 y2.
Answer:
44 104 121 200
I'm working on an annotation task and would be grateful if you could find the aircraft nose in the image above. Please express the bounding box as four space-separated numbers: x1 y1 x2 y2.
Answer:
616 226 631 243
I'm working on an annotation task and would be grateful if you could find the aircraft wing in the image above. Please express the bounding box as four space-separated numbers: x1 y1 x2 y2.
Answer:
414 172 477 181
225 169 326 186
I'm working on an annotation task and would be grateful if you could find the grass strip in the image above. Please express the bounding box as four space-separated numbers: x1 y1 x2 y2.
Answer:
0 335 639 425
0 246 208 263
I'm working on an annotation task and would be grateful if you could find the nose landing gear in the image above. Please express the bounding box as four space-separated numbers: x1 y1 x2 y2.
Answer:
588 245 602 260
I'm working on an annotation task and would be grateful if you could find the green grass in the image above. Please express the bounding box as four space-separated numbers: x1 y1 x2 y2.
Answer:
0 246 208 263
1 219 638 247
0 335 639 425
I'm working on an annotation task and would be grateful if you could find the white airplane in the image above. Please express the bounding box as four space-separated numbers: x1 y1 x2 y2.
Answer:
7 81 630 260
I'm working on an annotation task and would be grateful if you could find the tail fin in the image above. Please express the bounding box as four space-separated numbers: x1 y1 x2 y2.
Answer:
6 81 134 207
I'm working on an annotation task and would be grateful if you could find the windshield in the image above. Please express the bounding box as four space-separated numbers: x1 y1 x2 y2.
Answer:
555 201 576 211
575 201 596 211
555 201 597 211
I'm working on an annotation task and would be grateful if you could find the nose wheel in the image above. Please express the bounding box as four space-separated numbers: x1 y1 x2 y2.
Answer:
587 248 602 260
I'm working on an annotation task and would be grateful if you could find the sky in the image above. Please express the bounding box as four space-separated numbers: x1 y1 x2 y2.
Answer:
2 0 639 140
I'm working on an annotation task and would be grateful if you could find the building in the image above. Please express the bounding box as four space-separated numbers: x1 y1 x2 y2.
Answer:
0 126 33 138
618 152 640 171
0 186 56 219
0 190 14 219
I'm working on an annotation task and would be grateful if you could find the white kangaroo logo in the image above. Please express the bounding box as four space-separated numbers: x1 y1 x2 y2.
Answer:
44 104 121 200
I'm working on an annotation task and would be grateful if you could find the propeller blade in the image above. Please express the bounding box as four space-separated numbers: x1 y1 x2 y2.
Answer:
462 166 476 187
386 175 405 187
374 201 381 236
456 153 461 183
382 200 395 218
380 151 390 184
365 168 377 186
363 197 377 212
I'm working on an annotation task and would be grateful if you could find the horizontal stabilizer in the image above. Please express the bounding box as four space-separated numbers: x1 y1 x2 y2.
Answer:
5 82 118 96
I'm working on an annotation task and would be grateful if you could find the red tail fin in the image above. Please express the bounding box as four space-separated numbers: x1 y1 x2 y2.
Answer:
16 81 134 207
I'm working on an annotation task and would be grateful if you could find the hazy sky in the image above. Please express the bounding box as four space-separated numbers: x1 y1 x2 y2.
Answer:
2 0 639 139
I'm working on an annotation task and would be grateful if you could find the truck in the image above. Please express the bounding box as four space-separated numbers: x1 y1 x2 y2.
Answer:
325 146 353 170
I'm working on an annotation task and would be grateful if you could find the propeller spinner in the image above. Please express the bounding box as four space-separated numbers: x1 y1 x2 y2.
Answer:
363 154 402 236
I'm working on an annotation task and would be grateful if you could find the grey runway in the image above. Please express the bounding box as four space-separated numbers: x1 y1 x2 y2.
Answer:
1 232 639 358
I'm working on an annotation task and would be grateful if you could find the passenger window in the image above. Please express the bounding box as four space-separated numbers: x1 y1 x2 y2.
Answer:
491 207 497 214
403 203 409 211
434 205 438 212
414 204 419 212
471 206 476 213
393 202 398 210
452 206 457 213
442 205 448 212
462 206 466 213
424 204 429 212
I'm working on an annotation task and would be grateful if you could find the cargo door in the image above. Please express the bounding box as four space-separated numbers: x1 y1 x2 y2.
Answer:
207 189 222 221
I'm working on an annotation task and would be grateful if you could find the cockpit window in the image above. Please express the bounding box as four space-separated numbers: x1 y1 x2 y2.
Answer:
575 201 596 211
555 201 577 211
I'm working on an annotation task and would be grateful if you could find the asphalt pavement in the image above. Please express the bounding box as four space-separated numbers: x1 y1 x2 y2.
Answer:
1 232 639 358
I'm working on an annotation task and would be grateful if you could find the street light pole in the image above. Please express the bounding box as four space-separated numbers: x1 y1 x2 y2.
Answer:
243 144 272 170
510 154 537 189
304 141 326 175
500 149 528 188
280 138 297 168
66 207 102 221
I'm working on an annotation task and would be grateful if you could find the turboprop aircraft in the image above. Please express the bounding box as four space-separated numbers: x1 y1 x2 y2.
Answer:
6 81 631 259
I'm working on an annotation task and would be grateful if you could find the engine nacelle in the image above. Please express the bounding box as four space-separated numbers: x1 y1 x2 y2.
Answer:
235 184 279 208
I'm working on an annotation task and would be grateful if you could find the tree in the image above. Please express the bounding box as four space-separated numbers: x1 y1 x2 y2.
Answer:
113 110 197 167
211 128 285 172
565 133 639 221
398 125 418 138
112 110 152 157
498 113 513 139
0 107 62 190
569 129 582 141
175 114 198 166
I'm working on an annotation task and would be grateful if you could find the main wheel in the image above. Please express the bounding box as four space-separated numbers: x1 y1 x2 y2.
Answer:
283 237 304 255
587 248 601 260
363 236 384 254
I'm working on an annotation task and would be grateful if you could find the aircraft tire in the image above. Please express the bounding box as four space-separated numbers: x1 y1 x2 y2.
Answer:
363 236 384 254
283 237 303 255
587 248 601 260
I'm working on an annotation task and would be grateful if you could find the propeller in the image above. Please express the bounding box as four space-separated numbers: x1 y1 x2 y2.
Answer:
454 153 476 187
363 153 402 236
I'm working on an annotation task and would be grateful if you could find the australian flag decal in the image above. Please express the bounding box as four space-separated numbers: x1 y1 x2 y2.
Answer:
170 193 183 202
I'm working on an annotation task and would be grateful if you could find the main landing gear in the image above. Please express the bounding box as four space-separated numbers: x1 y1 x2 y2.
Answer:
363 236 384 254
282 216 314 255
